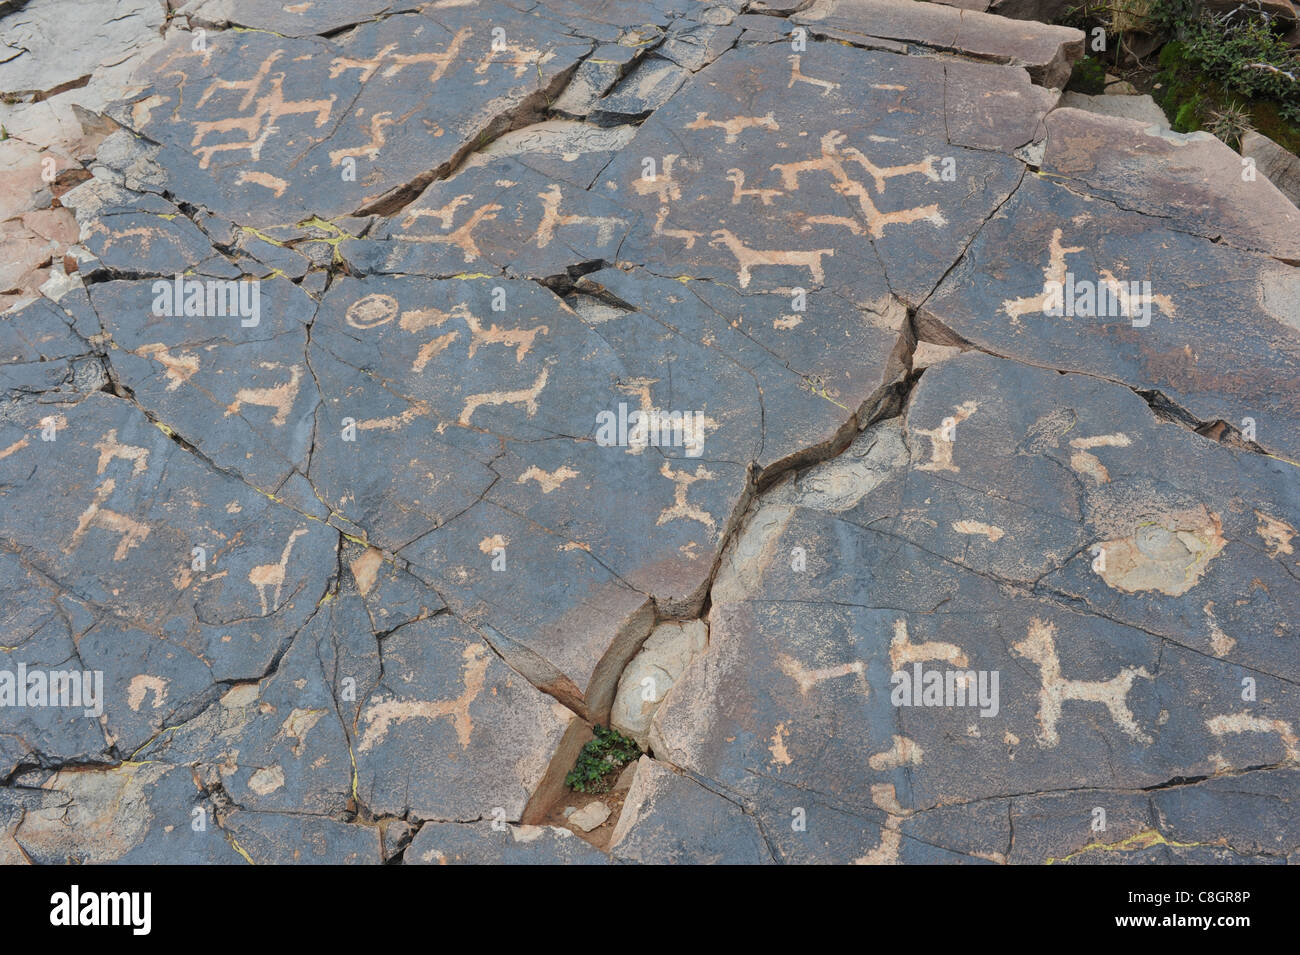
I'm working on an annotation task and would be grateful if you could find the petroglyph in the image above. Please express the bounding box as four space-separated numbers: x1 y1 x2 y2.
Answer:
656 462 717 535
725 169 782 206
1068 432 1131 483
191 59 336 168
516 465 579 494
1093 507 1226 596
1254 510 1296 559
912 401 976 473
454 368 549 429
770 132 944 238
66 481 151 561
889 619 968 671
236 170 288 197
1205 712 1299 763
685 111 779 143
652 206 702 249
401 196 472 231
709 229 833 289
93 430 149 477
126 675 168 712
952 520 1005 542
330 28 471 85
358 643 491 751
248 528 308 616
135 343 200 392
632 154 687 204
398 202 502 262
868 735 924 771
1012 619 1153 746
853 784 905 865
1001 229 1084 324
788 55 839 96
534 185 626 249
776 654 868 696
329 111 395 164
769 722 792 765
347 293 400 329
225 364 303 428
1203 602 1236 658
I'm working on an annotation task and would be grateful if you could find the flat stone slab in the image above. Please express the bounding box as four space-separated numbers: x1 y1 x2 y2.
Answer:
2 0 1296 865
1041 108 1300 263
794 0 1084 88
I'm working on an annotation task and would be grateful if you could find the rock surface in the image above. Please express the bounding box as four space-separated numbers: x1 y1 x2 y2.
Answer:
0 0 1296 865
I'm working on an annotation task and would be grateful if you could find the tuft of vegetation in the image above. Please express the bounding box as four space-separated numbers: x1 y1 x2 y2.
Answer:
565 726 640 794
1207 100 1256 148
1067 55 1108 94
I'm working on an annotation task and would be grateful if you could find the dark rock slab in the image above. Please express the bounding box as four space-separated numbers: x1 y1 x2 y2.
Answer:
111 7 591 226
595 42 1038 304
0 391 337 758
406 820 612 863
793 0 1084 88
89 276 319 492
609 756 772 864
1042 108 1300 263
920 173 1300 464
352 613 572 821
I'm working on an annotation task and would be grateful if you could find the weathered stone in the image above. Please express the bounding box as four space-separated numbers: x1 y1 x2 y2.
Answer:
609 756 771 863
3 0 1297 867
794 0 1084 88
568 800 612 831
1242 129 1300 209
1058 91 1170 128
1041 108 1300 262
611 619 708 748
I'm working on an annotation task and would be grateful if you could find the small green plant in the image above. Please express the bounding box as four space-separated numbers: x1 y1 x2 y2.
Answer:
565 726 640 793
1067 55 1108 95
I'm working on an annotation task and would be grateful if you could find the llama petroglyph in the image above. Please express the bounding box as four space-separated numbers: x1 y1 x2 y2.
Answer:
777 654 869 696
65 480 151 561
725 169 782 206
1012 619 1153 746
652 206 702 249
329 111 395 164
912 401 977 473
709 228 833 288
453 368 550 430
889 619 968 671
1002 229 1084 323
401 195 472 231
329 28 471 85
248 527 309 616
93 430 150 477
632 154 687 204
788 55 839 96
534 185 626 249
398 202 502 262
224 365 303 428
191 67 336 169
236 170 288 197
358 643 491 751
685 111 779 142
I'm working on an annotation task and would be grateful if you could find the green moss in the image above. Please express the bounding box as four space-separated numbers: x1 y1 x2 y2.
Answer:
565 726 640 794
